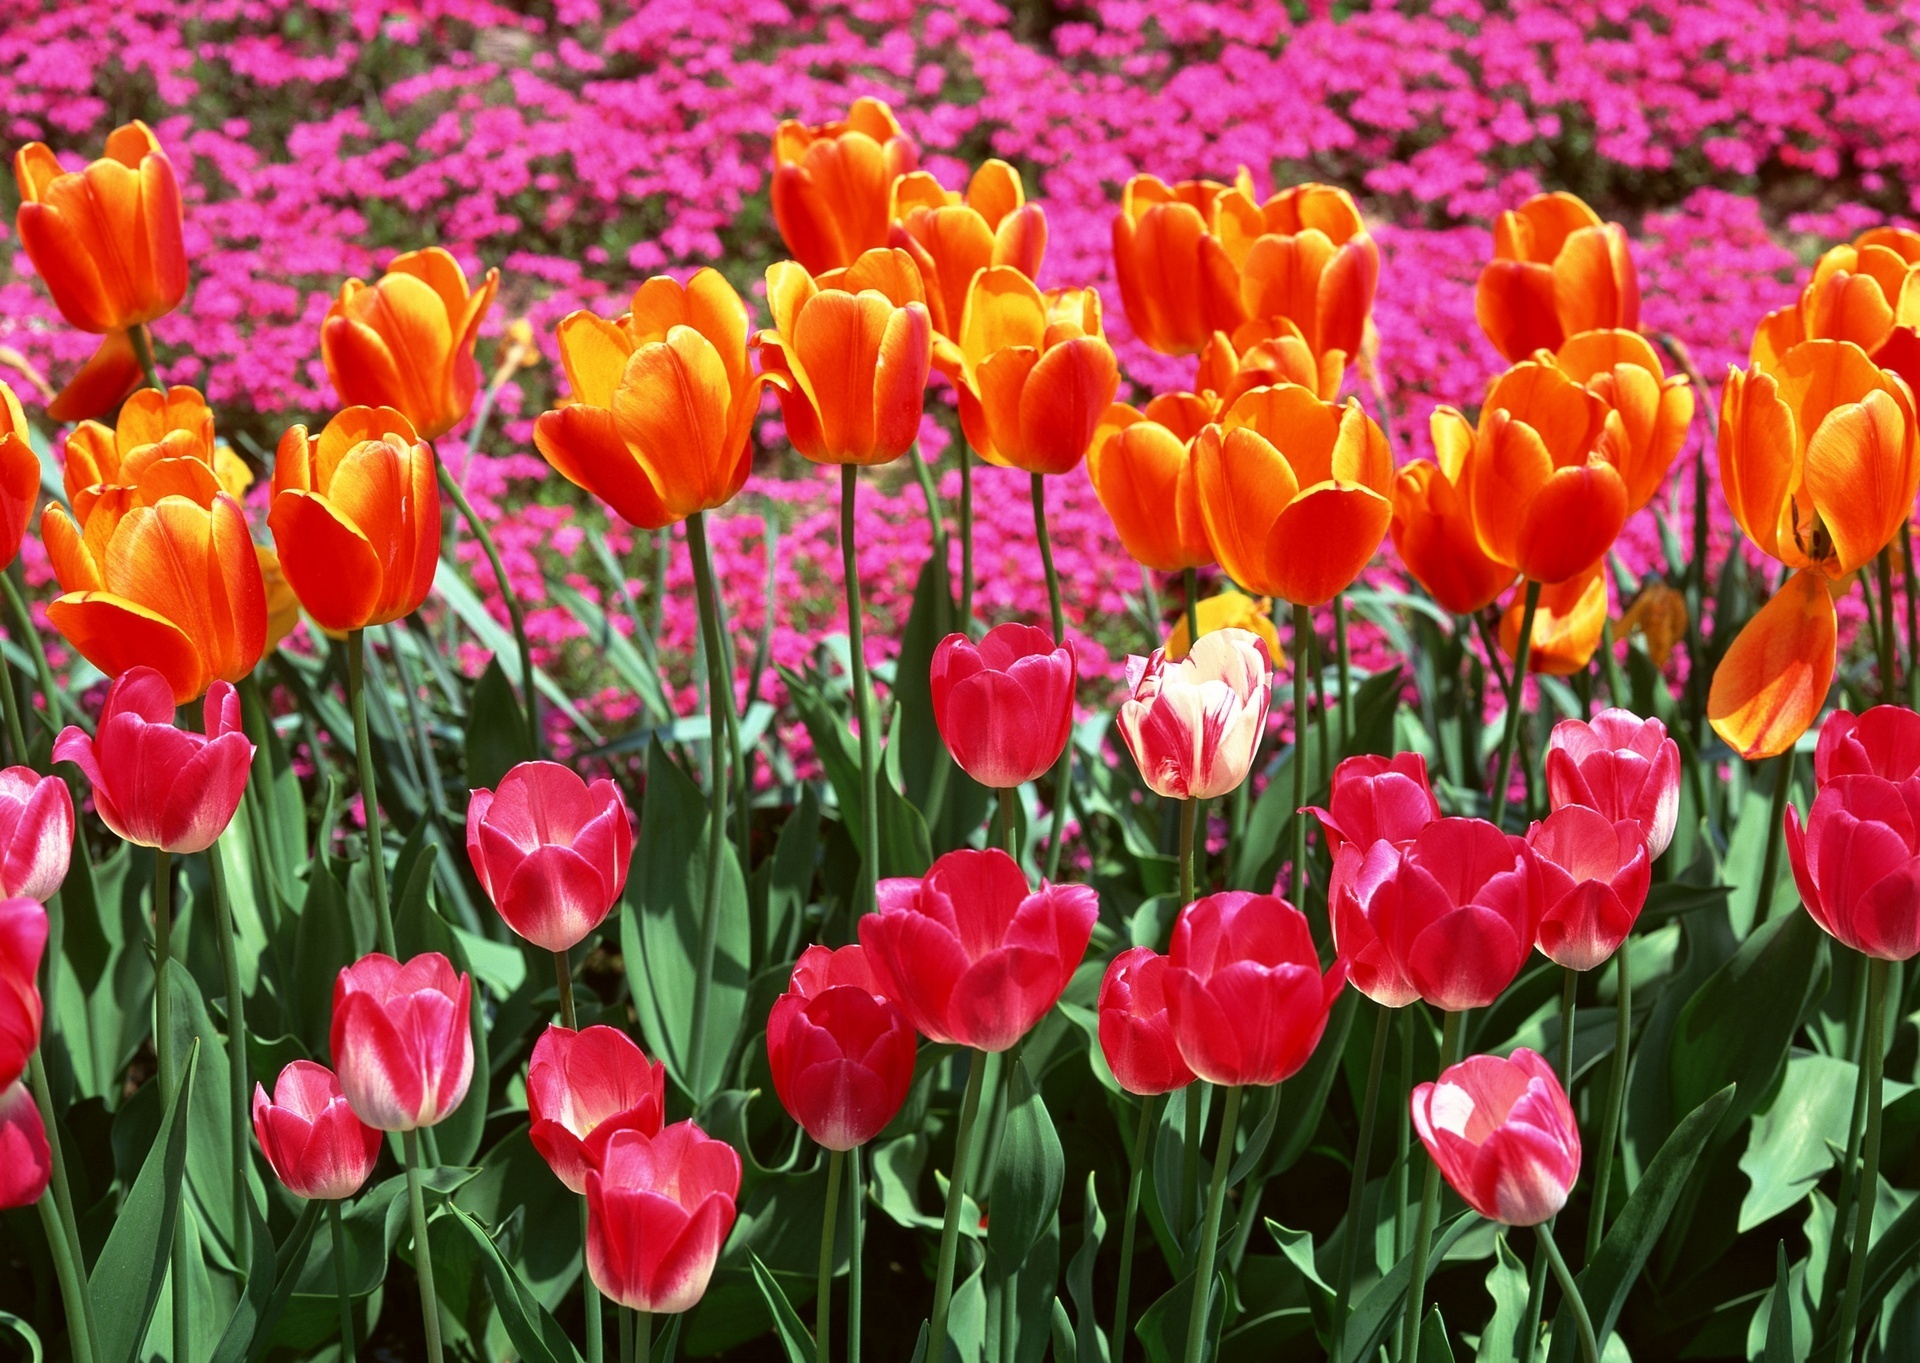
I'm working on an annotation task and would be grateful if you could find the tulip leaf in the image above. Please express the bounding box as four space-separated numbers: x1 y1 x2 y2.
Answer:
1473 1233 1531 1363
1340 1211 1473 1363
464 653 532 791
543 571 674 726
780 663 932 879
1050 1298 1077 1363
894 556 990 855
1268 990 1359 1176
1134 1268 1226 1363
1226 1083 1282 1188
1738 1054 1860 1230
760 784 819 970
1418 1305 1455 1363
393 833 490 1168
446 1205 585 1363
749 1247 816 1363
1065 1174 1108 1363
166 958 240 1264
287 859 353 1054
1761 1242 1795 1363
434 560 599 742
0 1311 40 1363
989 1057 1065 1263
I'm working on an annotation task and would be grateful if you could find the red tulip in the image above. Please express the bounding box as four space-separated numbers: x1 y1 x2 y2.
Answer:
1815 706 1920 787
928 624 1076 788
862 848 1097 1053
52 668 252 855
767 944 918 1150
251 1060 383 1201
1544 709 1681 859
330 952 474 1132
1787 775 1920 961
1163 892 1347 1087
1526 806 1651 971
527 1024 665 1194
467 761 634 953
1117 628 1274 800
586 1121 742 1314
1411 1047 1580 1226
1097 946 1195 1096
0 898 47 1091
0 768 72 903
0 1080 50 1209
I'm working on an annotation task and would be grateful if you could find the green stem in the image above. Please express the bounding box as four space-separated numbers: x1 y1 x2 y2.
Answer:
330 1199 359 1363
1558 967 1577 1088
1333 1007 1394 1363
817 1148 844 1363
1402 1009 1466 1359
834 474 880 912
1834 957 1890 1363
555 950 578 1029
1030 474 1071 882
619 1306 632 1363
29 1052 97 1360
1334 593 1354 746
1180 1085 1242 1363
1178 798 1197 906
1879 547 1898 704
1181 567 1201 652
1755 751 1793 924
1586 936 1633 1264
928 1050 989 1353
959 448 975 636
160 851 186 1363
1904 523 1918 711
849 1142 865 1363
636 1309 652 1363
1519 1250 1549 1363
129 322 165 392
239 673 287 918
686 511 732 1088
37 1193 94 1363
998 786 1019 862
1291 603 1312 906
1183 1084 1204 1267
1820 963 1873 1341
1490 581 1543 826
346 631 397 956
1111 1094 1159 1363
404 1129 445 1363
693 516 751 871
2 571 66 733
1535 1222 1600 1363
208 844 252 1267
0 644 27 765
1599 619 1629 711
582 1195 602 1363
907 450 953 830
1392 1008 1414 1361
436 462 540 758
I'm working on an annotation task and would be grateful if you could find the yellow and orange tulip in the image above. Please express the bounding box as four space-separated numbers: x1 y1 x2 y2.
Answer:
1388 410 1518 616
321 247 499 440
1552 329 1692 514
0 385 40 573
890 160 1047 340
534 269 768 530
1475 192 1638 362
771 97 919 275
1165 588 1285 663
1752 227 1920 392
63 385 251 523
1498 564 1607 676
1087 406 1210 573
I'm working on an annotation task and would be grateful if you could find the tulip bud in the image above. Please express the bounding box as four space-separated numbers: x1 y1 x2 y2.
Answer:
1411 1048 1581 1226
767 945 918 1150
467 761 634 953
251 1061 383 1202
1815 706 1920 787
1097 946 1194 1096
0 768 73 904
0 1080 51 1210
1788 774 1920 962
330 952 474 1132
0 898 47 1092
527 1025 665 1194
1526 806 1651 972
928 624 1076 789
1117 629 1273 801
1545 709 1682 860
586 1122 742 1314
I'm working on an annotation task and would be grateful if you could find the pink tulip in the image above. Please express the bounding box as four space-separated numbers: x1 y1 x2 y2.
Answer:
330 952 474 1132
0 1080 50 1209
467 760 634 952
767 944 918 1151
1527 806 1651 971
929 623 1076 788
0 768 72 902
586 1121 741 1314
0 897 47 1091
53 667 252 854
1787 775 1920 961
1816 706 1920 786
1117 628 1273 800
527 1024 665 1194
251 1060 383 1201
1306 752 1442 856
1097 946 1194 1096
1411 1047 1580 1226
1544 708 1680 859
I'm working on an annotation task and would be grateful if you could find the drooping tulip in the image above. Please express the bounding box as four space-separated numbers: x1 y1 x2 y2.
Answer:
0 385 42 572
527 1025 665 1194
1752 227 1920 392
251 1060 384 1202
269 406 441 633
1816 707 1920 787
928 624 1076 789
1117 628 1274 801
467 761 633 953
0 1081 51 1209
1390 409 1519 616
534 269 770 529
1097 946 1195 1096
0 898 47 1091
766 944 918 1150
52 670 253 855
771 97 918 275
861 848 1097 1054
322 247 500 440
1163 588 1284 664
1527 806 1651 971
1553 330 1693 515
0 769 71 904
1411 1047 1580 1226
1787 773 1920 962
1545 709 1682 859
1475 192 1638 362
890 160 1047 340
586 1122 741 1314
330 952 474 1132
1497 564 1607 676
1086 406 1211 573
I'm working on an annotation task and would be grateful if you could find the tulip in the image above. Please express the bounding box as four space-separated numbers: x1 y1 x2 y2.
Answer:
1163 891 1347 1087
527 1025 665 1194
52 670 252 855
61 384 249 518
1111 172 1251 355
1195 326 1344 405
0 769 72 904
13 120 187 334
534 269 770 529
1389 410 1520 616
1475 192 1638 362
0 898 47 1091
586 1121 742 1314
1553 330 1694 515
1117 628 1274 801
937 267 1120 476
259 546 302 653
1786 774 1920 961
330 952 473 1132
1545 709 1682 859
322 247 500 440
771 97 919 275
1194 384 1393 606
1097 946 1195 1096
767 944 918 1150
1526 806 1651 971
891 160 1047 340
861 848 1097 1053
0 1080 51 1209
467 761 634 953
1087 406 1211 573
1617 581 1689 670
269 406 441 633
1816 707 1920 786
1752 228 1920 392
928 623 1076 789
251 1060 383 1201
755 252 932 466
1307 754 1441 1006
0 385 40 572
45 329 144 424
1410 1047 1580 1226
1163 588 1284 663
1236 182 1378 365
1498 565 1607 676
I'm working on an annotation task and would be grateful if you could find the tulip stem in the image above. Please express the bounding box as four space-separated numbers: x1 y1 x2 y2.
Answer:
958 447 976 636
1834 957 1889 1363
1534 1222 1599 1363
403 1128 445 1363
554 950 578 1029
619 1306 631 1363
0 646 26 766
1180 1084 1241 1363
1333 1006 1394 1363
1177 797 1197 906
999 787 1020 862
1904 524 1918 711
152 848 192 1363
818 1147 845 1363
833 473 881 919
435 463 541 758
207 843 253 1266
29 1051 96 1361
37 1192 95 1363
345 631 397 956
1181 568 1201 650
1029 474 1072 882
1110 1093 1159 1363
635 1309 652 1363
1490 581 1542 827
129 322 165 392
1754 751 1793 924
686 510 734 1095
1819 962 1873 1345
907 450 953 831
928 1048 989 1355
329 1199 359 1363
848 1142 865 1363
1587 937 1633 1263
1291 603 1312 906
1879 547 1899 703
1557 967 1577 1088
1402 1009 1465 1361
1334 593 1354 746
1 569 66 733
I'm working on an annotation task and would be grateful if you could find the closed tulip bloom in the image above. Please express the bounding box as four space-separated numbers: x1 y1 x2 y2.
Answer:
527 1025 665 1194
1390 410 1520 616
0 1081 51 1210
61 384 251 522
756 253 932 466
322 247 499 440
1546 709 1682 859
13 120 187 334
1087 406 1211 572
0 385 41 572
251 1060 383 1201
928 623 1076 788
1235 182 1379 366
861 848 1097 1053
767 945 918 1150
1527 806 1651 971
467 761 633 952
1816 707 1920 786
891 160 1047 340
1098 946 1195 1096
1787 774 1920 961
52 670 252 854
1476 192 1638 362
0 768 73 903
772 97 918 275
1411 1048 1580 1226
1752 228 1920 392
1308 753 1441 1006
1554 330 1694 514
0 898 47 1091
1497 564 1607 676
270 406 441 633
1118 628 1273 800
330 952 474 1132
587 1121 742 1314
1163 588 1284 663
1164 892 1347 1087
534 269 770 530
1112 172 1251 355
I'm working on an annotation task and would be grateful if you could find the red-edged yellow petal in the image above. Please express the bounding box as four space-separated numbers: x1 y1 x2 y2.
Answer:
1750 305 1807 371
1315 235 1378 359
993 203 1048 281
1804 269 1895 355
966 159 1024 226
1238 231 1336 343
1468 408 1553 568
1114 201 1212 356
1014 336 1119 476
207 493 267 682
1498 565 1606 676
534 405 671 529
1195 424 1299 597
957 266 1048 378
1266 482 1391 606
46 593 205 704
1499 193 1603 263
869 303 932 465
970 345 1038 466
268 489 384 633
1707 569 1837 759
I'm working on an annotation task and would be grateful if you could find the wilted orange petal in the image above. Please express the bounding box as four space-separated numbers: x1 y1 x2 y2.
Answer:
1707 568 1838 760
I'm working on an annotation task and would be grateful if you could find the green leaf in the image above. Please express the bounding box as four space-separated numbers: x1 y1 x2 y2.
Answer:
748 1250 815 1363
1418 1306 1454 1363
762 786 819 969
288 861 354 1052
464 653 533 791
894 557 989 853
1738 1054 1859 1230
782 664 932 878
1268 990 1359 1175
445 1206 585 1363
435 559 600 741
1762 1242 1794 1363
1064 1174 1108 1363
166 960 239 1264
1473 1233 1531 1363
1050 1298 1077 1363
989 1057 1065 1263
1226 1083 1282 1188
1134 1269 1226 1363
1342 1212 1475 1363
544 571 674 725
0 1310 41 1363
393 834 489 1167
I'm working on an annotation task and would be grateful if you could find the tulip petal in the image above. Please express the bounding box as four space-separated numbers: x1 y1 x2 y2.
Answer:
267 489 384 634
1708 569 1838 759
1264 482 1390 606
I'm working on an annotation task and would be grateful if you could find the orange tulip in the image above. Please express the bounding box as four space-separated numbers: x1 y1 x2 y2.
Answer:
755 251 932 466
771 97 919 275
890 160 1047 340
1475 192 1639 362
534 269 768 530
268 407 441 633
46 330 143 425
1193 384 1393 606
1708 569 1840 760
321 247 500 440
1752 228 1920 392
62 385 251 523
0 385 39 573
1087 406 1210 572
1235 182 1377 365
1498 565 1607 676
13 120 188 334
1460 360 1630 585
257 546 301 653
1552 330 1693 514
1195 326 1343 404
1389 410 1518 615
